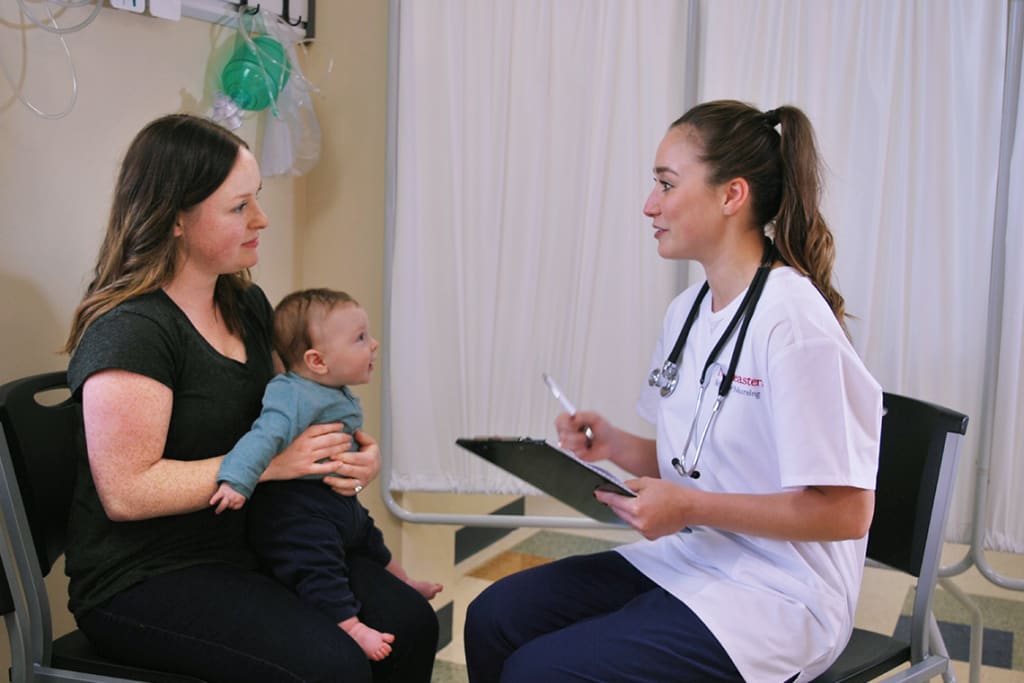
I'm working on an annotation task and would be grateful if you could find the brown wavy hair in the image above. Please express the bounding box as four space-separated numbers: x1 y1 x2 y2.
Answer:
64 114 253 354
673 100 847 333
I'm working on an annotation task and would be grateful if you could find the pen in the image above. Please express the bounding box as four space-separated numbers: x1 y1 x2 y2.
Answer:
542 373 595 447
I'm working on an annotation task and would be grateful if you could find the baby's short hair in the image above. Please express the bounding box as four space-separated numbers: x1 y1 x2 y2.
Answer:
273 288 359 371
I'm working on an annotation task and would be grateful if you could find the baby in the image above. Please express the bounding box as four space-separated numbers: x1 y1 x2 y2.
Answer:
211 288 442 660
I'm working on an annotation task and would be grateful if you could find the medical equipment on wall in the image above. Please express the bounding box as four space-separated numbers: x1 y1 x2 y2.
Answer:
650 240 775 479
1 0 101 119
221 33 292 112
211 3 323 177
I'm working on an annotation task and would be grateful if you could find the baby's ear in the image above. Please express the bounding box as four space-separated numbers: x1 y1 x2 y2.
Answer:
303 348 329 375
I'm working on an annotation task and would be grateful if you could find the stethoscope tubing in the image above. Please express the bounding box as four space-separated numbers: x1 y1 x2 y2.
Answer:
652 240 776 478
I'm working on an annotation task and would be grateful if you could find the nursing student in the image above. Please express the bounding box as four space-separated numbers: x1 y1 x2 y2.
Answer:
464 100 882 683
63 113 438 682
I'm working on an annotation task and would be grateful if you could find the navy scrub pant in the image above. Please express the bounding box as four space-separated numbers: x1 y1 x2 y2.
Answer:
464 551 743 683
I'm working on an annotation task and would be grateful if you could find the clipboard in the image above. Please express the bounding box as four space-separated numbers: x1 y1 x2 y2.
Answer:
456 437 635 525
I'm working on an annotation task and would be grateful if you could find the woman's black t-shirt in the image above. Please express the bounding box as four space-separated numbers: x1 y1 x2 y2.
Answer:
66 285 275 617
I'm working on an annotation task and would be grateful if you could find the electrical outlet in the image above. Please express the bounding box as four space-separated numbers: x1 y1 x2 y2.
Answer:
111 0 146 12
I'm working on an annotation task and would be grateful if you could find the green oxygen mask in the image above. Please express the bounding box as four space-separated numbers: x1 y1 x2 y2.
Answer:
220 34 292 112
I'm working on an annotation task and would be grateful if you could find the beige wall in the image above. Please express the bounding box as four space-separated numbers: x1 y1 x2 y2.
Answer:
0 6 301 383
297 0 399 546
0 0 391 671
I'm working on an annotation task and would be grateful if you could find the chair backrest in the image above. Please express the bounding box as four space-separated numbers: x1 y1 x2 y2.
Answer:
0 371 78 578
871 391 968 670
810 392 968 682
2 371 206 683
1 371 79 680
867 392 968 577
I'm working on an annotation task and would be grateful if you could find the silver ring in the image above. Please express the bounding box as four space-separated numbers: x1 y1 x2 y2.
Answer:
354 484 363 494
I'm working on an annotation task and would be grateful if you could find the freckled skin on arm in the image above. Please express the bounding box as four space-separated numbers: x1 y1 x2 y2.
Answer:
82 370 224 521
82 369 363 521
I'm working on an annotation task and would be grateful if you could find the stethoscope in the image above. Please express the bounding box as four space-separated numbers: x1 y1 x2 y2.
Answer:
648 240 776 479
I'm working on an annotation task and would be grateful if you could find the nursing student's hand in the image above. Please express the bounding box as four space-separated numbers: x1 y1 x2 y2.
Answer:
595 477 691 540
323 429 382 497
555 410 612 462
261 422 353 482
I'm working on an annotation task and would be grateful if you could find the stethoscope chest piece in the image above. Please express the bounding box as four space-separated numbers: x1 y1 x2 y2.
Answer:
648 360 679 397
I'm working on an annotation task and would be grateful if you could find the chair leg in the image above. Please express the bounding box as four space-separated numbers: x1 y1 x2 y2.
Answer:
937 577 983 683
927 612 955 683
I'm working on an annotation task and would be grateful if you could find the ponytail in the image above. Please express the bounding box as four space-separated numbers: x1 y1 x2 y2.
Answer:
770 106 848 333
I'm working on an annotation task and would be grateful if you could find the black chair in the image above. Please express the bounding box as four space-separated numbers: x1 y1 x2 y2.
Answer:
813 392 969 682
1 371 206 683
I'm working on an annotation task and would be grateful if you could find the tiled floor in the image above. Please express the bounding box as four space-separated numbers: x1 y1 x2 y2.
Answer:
431 531 1024 682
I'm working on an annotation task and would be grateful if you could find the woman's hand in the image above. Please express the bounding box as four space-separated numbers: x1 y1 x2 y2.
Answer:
555 410 613 462
323 429 382 497
555 410 661 477
261 422 352 482
595 477 692 540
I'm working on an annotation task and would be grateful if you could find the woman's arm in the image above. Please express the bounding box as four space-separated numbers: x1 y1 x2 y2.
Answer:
82 369 224 521
556 410 659 477
83 369 353 521
596 479 874 542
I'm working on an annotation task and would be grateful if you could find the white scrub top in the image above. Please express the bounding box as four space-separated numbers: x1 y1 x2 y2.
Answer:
617 267 881 683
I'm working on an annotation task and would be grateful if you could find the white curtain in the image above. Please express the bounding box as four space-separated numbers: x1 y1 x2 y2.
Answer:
387 1 1024 550
387 0 691 493
697 0 1017 549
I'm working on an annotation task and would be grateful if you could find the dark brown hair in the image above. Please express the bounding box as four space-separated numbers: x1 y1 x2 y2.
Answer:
674 100 847 331
65 114 252 353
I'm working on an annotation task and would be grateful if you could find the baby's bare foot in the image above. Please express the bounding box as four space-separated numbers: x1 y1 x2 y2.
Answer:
408 578 444 600
340 617 395 661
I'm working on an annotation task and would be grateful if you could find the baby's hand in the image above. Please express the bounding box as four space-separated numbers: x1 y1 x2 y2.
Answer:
210 482 247 514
